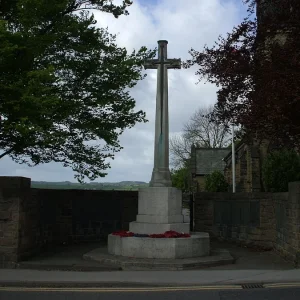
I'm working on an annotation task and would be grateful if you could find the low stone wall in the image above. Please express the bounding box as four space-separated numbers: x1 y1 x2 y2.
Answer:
274 183 300 264
194 192 276 249
34 188 138 246
0 177 32 267
0 176 138 267
194 182 300 264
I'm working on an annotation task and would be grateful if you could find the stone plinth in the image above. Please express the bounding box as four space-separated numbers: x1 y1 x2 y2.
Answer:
107 187 210 260
129 222 189 234
108 232 210 259
129 187 189 234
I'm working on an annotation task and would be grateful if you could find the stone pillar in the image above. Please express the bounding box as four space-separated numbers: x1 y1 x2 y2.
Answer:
287 182 300 265
0 177 31 267
144 40 181 187
150 40 171 187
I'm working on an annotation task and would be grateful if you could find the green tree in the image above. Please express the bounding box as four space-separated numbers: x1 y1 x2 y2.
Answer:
0 0 155 182
171 166 189 192
262 149 300 192
204 170 228 192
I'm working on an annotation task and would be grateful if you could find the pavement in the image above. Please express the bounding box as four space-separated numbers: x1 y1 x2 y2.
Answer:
0 238 299 288
1 267 300 288
16 242 121 272
209 239 294 270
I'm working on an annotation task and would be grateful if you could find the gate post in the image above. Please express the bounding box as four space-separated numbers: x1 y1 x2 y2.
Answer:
189 192 194 232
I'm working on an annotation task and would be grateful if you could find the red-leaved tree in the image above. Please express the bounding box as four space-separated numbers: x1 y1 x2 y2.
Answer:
184 0 300 147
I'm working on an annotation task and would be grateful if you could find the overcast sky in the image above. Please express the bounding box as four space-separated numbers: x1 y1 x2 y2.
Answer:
0 0 248 183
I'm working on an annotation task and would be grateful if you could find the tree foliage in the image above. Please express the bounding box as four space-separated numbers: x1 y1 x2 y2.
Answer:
184 0 300 148
170 166 189 192
184 105 230 148
262 149 300 192
204 170 228 192
0 0 155 182
170 105 230 168
170 135 192 169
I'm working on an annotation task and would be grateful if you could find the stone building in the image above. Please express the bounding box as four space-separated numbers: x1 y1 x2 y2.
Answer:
223 138 273 192
190 146 230 192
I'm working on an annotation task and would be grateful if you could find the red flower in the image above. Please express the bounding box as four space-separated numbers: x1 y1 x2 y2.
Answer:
112 231 134 237
112 230 191 238
149 234 165 238
164 230 180 238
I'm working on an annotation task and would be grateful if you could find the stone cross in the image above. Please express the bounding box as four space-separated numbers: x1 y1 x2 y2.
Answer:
144 40 181 187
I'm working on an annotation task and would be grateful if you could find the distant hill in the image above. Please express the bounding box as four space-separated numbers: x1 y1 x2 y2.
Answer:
31 181 149 190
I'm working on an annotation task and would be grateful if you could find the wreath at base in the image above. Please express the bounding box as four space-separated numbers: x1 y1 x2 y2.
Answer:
112 230 191 238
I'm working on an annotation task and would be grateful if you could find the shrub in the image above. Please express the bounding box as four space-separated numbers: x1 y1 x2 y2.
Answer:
171 167 189 192
204 170 228 192
262 149 300 192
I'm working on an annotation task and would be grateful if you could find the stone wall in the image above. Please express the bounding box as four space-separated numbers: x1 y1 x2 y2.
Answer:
194 192 276 249
19 184 43 261
0 177 35 268
224 139 270 192
194 182 300 264
0 176 138 267
274 182 300 264
34 188 138 246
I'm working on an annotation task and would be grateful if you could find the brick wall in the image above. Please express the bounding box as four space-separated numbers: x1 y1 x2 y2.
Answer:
194 183 300 263
0 176 138 267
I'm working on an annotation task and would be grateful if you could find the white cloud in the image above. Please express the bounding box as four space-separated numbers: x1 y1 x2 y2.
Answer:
0 0 246 183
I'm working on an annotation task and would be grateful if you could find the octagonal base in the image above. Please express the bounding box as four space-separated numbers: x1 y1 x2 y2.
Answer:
108 232 210 259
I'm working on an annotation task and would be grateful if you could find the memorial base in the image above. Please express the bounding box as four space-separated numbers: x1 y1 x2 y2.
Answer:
108 232 210 259
128 187 189 234
107 187 210 259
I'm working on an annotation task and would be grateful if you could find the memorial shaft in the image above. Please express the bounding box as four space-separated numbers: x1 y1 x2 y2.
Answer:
144 40 181 187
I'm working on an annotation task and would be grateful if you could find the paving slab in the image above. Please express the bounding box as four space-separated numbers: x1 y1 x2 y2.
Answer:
209 239 294 270
17 242 121 272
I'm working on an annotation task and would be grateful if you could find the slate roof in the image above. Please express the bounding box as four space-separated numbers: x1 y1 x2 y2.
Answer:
195 148 230 175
